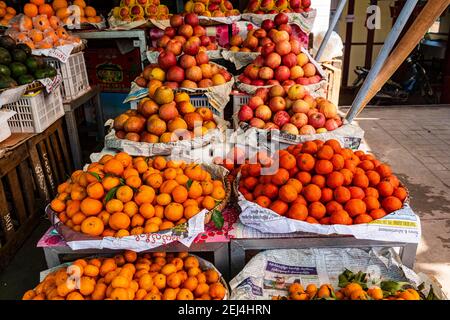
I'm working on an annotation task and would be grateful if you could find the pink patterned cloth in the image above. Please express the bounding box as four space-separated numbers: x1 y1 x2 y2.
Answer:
37 207 240 248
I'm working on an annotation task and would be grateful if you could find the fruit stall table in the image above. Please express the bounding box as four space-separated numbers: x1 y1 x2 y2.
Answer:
63 85 104 169
37 207 238 280
229 222 418 278
74 29 148 69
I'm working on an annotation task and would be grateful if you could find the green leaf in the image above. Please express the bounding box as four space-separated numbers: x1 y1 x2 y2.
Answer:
211 210 224 230
119 178 126 185
186 179 193 190
105 186 119 202
88 171 102 182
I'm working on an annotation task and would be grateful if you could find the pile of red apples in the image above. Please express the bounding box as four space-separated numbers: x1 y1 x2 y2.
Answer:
246 0 312 14
238 84 343 135
237 13 321 87
228 13 304 53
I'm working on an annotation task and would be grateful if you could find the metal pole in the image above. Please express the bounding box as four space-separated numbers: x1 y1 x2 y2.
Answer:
315 0 348 61
345 0 418 123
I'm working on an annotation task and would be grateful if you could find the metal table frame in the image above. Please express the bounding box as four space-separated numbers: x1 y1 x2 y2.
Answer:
230 236 417 278
43 241 230 280
63 86 104 169
75 30 147 68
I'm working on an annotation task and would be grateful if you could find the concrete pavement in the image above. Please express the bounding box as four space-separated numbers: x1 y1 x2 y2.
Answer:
355 106 450 298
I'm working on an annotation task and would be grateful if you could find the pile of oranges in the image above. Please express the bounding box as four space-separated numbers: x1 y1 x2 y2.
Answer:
238 139 407 225
0 1 16 26
274 282 421 300
22 251 227 300
50 153 227 238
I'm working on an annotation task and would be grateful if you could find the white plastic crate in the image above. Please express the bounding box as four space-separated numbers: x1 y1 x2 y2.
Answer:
44 52 90 102
232 93 250 115
4 88 64 134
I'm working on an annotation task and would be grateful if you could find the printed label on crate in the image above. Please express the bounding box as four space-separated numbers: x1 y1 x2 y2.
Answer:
39 75 62 94
236 182 421 243
0 85 28 105
32 44 78 63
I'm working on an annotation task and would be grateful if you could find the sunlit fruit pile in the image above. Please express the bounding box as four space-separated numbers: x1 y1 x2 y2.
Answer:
22 251 227 300
0 1 16 26
238 84 342 135
237 24 321 87
238 139 408 225
6 13 80 49
136 50 232 90
273 269 429 300
246 0 312 14
50 153 227 237
114 90 218 143
112 0 170 22
49 0 103 24
228 13 304 53
184 0 239 17
150 13 218 54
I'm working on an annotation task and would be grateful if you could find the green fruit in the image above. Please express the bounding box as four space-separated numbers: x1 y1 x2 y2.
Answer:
0 47 12 64
10 62 28 79
15 43 32 56
12 49 28 63
0 75 17 89
34 69 48 80
25 57 39 73
0 36 16 50
0 64 11 77
46 67 57 78
18 74 35 85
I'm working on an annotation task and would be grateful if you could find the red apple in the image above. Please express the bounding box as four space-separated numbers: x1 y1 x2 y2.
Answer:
289 39 301 54
290 66 304 79
196 51 209 65
269 85 285 97
255 87 269 101
264 122 279 130
282 80 295 92
278 24 292 35
164 27 177 38
239 75 252 84
183 40 200 55
299 124 316 135
193 25 206 37
254 29 267 39
254 56 265 67
178 25 193 38
261 43 276 57
282 52 297 68
273 111 290 127
290 0 301 9
200 35 211 46
255 105 272 121
266 79 280 86
179 54 197 68
170 14 184 28
250 118 266 129
275 40 291 56
292 99 310 113
261 19 275 31
185 13 199 26
290 112 308 128
252 80 266 86
166 66 185 83
274 66 291 82
245 64 260 80
308 112 326 129
165 81 179 89
325 119 339 131
272 30 289 44
302 0 311 8
269 96 286 112
158 51 177 70
303 63 317 77
248 96 264 110
166 40 182 56
238 105 254 122
287 84 307 100
296 77 310 85
258 67 274 80
274 13 289 26
259 37 273 47
264 52 281 69
281 123 299 135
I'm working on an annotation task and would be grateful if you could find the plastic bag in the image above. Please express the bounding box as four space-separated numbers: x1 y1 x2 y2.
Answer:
312 31 344 62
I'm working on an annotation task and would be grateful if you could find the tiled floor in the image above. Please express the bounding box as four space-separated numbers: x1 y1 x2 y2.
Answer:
356 106 450 297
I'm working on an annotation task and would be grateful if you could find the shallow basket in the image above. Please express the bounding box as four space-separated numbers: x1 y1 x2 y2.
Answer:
44 52 90 102
4 88 64 134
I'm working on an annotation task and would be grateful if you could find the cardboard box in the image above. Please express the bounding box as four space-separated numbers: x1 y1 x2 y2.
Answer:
84 47 142 93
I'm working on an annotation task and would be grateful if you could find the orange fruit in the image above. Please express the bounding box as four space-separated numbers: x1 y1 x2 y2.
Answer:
376 164 392 178
24 3 38 17
134 185 156 205
102 176 120 191
50 198 65 212
164 203 184 221
86 182 104 200
81 217 104 236
330 210 352 225
302 184 321 202
354 214 373 224
326 171 344 189
115 152 132 167
269 200 289 216
80 198 102 216
363 196 380 211
381 196 403 213
209 283 226 300
393 187 407 201
184 205 200 219
278 184 298 203
333 186 351 204
286 203 308 221
296 171 311 185
105 199 124 214
377 181 394 197
103 159 124 176
255 195 271 208
344 199 367 217
308 201 326 219
109 212 131 231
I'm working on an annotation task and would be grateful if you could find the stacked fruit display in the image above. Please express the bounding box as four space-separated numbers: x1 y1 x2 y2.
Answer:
184 0 240 17
22 251 227 300
273 270 433 300
150 13 219 54
114 91 219 143
238 84 342 135
136 51 231 90
48 0 103 24
238 139 408 225
0 1 17 26
246 0 312 14
228 13 304 53
50 152 228 237
0 35 58 88
111 0 170 22
6 13 81 49
237 19 321 87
